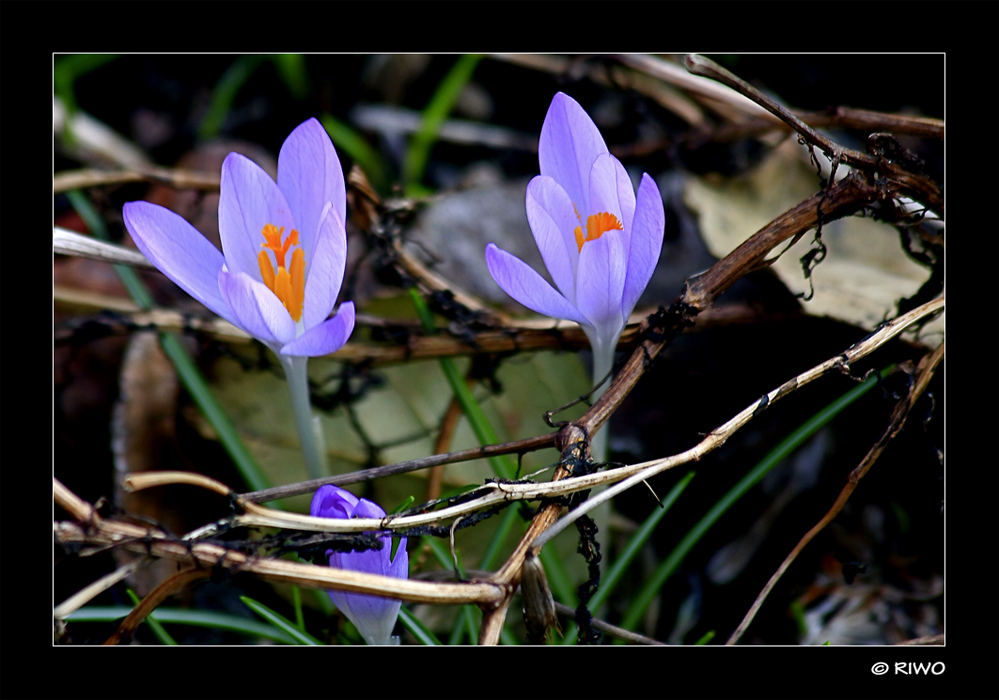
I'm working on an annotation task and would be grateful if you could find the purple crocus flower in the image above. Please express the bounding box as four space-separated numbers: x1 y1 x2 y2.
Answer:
311 484 409 645
123 118 355 479
485 92 665 404
123 117 354 359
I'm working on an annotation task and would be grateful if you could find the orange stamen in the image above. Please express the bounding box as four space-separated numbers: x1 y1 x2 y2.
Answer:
258 250 276 289
574 211 623 252
258 223 305 322
288 248 305 322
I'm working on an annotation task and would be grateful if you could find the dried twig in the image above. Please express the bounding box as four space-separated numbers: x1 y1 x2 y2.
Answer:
57 282 797 366
689 107 944 146
552 602 665 645
53 557 154 619
54 480 507 607
54 227 156 269
102 567 212 645
241 433 556 504
54 167 221 194
684 54 942 213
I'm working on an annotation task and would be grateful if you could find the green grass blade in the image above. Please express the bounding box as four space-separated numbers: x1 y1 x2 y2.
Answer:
539 545 577 610
403 54 482 196
619 368 891 634
694 630 716 645
65 190 155 309
66 606 297 644
126 589 176 645
270 54 310 100
292 586 305 631
409 288 516 479
198 55 267 140
158 333 275 495
240 596 323 645
476 506 519 571
320 114 390 194
54 54 119 131
561 470 696 644
399 606 441 645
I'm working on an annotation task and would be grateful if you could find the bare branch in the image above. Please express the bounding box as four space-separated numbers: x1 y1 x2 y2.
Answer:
54 480 508 607
54 167 221 194
54 227 155 269
684 54 942 212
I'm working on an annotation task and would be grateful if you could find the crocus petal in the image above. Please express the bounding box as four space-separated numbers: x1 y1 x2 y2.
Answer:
621 174 665 319
328 533 407 645
219 152 297 279
278 118 346 262
280 302 355 357
526 176 579 303
311 485 408 646
218 266 296 346
327 572 403 646
588 153 636 240
575 229 627 332
486 244 591 326
539 92 608 217
302 207 347 329
311 483 359 519
123 201 236 326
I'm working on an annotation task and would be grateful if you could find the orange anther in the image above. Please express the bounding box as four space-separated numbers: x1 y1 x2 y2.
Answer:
574 211 623 252
258 223 305 322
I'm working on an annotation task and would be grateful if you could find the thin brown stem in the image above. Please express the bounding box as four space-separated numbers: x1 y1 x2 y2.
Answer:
241 432 556 503
102 567 212 645
686 107 944 147
54 167 221 193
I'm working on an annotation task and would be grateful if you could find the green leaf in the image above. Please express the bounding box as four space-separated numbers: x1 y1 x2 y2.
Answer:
198 56 267 141
320 114 390 194
399 606 441 645
66 606 297 644
54 54 118 120
66 190 154 310
403 54 482 196
270 54 310 99
619 368 892 634
126 589 176 645
694 630 716 645
240 596 323 645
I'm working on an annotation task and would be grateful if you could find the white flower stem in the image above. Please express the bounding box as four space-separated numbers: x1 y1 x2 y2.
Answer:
279 353 327 481
588 334 617 464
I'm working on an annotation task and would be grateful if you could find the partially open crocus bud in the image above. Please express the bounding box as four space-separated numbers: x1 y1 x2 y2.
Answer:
310 484 409 645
